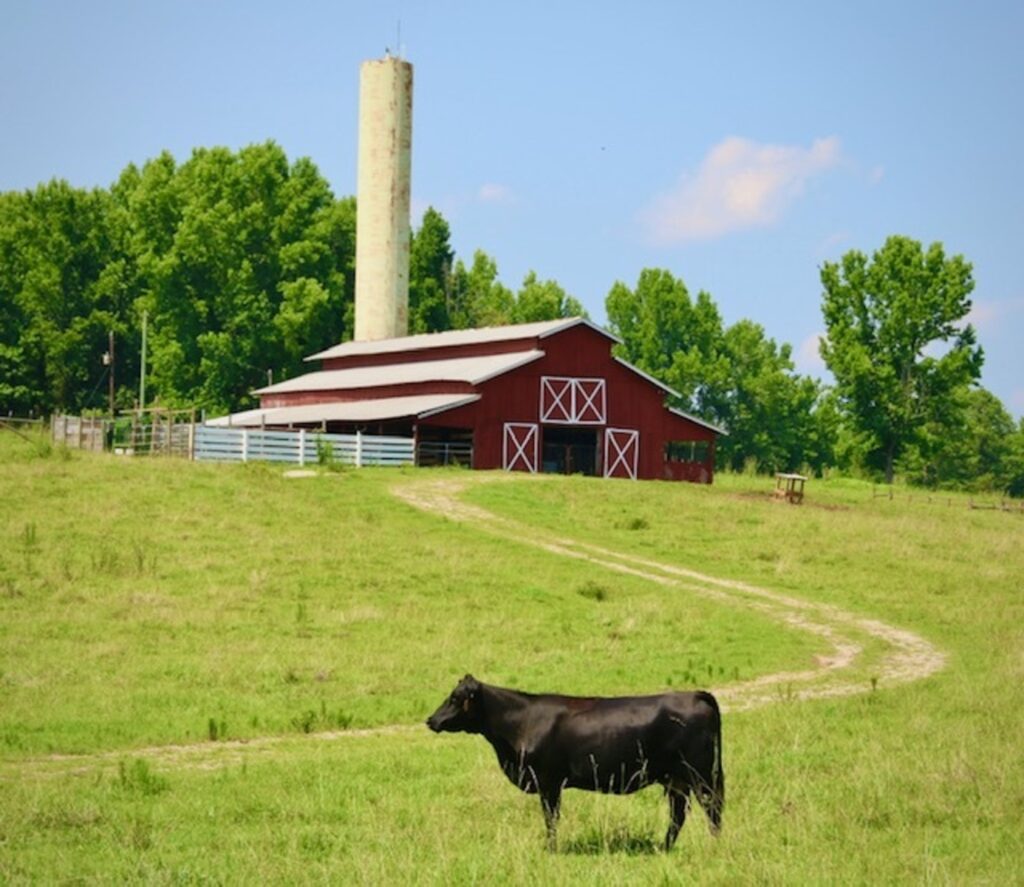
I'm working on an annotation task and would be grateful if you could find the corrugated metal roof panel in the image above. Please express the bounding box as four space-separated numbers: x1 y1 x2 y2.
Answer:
256 350 543 395
206 393 482 427
305 316 616 362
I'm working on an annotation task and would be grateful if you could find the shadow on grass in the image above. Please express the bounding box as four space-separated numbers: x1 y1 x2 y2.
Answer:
560 829 662 856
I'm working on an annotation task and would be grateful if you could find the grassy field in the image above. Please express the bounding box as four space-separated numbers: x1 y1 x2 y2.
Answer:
1 432 1022 883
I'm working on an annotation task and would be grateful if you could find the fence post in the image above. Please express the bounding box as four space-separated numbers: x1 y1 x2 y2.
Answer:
188 423 195 460
299 429 306 467
356 430 363 468
242 429 249 463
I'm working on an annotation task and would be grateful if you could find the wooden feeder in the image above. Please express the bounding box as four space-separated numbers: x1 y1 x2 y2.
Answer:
774 472 807 505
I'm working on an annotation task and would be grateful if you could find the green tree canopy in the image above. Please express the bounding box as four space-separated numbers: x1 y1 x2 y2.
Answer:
900 386 1020 493
606 268 829 473
0 143 357 416
448 250 515 329
511 271 586 324
0 181 123 414
820 235 983 483
408 207 454 334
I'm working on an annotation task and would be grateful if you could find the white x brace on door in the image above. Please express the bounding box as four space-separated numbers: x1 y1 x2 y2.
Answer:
503 422 538 472
540 377 606 424
603 428 639 479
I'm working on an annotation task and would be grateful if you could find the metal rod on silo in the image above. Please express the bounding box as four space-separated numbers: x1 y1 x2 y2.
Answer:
354 55 413 342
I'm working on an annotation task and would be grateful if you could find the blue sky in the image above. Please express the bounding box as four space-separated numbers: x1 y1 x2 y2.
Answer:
4 1 1022 416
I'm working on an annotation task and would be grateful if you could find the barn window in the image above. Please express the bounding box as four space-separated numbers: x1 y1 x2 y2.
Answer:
540 377 606 424
665 440 709 462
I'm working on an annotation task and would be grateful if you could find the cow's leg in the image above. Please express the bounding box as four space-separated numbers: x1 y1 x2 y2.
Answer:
665 787 690 851
539 783 562 851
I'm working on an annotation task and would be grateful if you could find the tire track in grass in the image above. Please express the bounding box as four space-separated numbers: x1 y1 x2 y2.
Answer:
391 476 947 711
6 474 946 779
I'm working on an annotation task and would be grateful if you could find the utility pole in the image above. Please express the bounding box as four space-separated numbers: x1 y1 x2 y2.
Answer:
139 310 148 410
108 330 116 417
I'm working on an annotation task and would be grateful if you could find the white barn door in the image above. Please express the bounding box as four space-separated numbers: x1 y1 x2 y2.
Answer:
603 428 639 479
503 423 539 472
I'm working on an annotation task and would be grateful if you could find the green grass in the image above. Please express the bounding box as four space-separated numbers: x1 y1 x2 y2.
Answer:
1 432 1022 883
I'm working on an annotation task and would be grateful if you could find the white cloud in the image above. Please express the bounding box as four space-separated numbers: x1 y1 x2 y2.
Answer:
795 331 827 377
477 182 515 204
641 135 842 243
868 165 885 185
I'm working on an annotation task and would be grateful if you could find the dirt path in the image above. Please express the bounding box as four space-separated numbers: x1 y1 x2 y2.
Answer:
391 475 947 712
8 473 945 779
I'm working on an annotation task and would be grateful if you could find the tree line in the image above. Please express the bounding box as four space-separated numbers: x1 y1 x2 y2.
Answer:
1 142 1021 494
0 141 582 420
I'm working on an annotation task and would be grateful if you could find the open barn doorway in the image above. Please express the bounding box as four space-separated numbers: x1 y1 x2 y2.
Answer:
541 426 598 476
416 426 474 467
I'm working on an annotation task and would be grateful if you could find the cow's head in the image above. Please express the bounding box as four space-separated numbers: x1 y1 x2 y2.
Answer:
426 674 483 734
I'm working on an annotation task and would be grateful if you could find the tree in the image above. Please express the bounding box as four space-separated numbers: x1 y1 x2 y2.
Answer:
408 207 453 334
1006 420 1024 498
448 250 514 329
606 269 831 473
820 235 983 483
900 386 1019 492
713 320 827 473
0 181 123 414
511 271 585 323
121 142 354 412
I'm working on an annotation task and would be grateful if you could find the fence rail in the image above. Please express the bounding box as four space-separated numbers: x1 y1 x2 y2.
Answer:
193 425 414 467
416 441 473 468
52 414 111 452
871 485 1023 513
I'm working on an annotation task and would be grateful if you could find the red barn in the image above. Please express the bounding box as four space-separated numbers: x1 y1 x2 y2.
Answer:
214 317 722 482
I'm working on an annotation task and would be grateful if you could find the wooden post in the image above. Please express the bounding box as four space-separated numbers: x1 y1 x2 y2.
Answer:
299 429 306 467
241 429 248 463
356 430 363 468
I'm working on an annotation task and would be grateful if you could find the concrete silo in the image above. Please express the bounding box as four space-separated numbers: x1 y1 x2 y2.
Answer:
354 55 413 342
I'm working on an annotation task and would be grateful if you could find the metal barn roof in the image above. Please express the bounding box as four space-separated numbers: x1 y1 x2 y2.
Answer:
306 316 615 362
256 350 544 396
207 393 482 427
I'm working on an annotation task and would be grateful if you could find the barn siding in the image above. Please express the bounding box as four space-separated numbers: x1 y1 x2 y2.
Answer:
260 321 719 483
420 325 716 481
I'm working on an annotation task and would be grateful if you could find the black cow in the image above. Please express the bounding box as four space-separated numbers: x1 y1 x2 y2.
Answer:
426 675 724 850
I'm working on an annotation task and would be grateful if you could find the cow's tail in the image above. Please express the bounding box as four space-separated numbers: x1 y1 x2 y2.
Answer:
696 690 724 834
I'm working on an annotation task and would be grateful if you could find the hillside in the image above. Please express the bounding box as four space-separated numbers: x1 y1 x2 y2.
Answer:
1 433 1021 882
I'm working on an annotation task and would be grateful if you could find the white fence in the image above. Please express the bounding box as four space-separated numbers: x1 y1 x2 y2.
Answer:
193 425 414 467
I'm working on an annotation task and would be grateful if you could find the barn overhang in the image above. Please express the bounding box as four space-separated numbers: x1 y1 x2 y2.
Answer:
255 351 544 397
206 393 481 428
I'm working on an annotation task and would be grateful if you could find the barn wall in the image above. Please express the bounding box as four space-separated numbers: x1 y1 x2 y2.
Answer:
262 323 719 482
426 325 717 481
